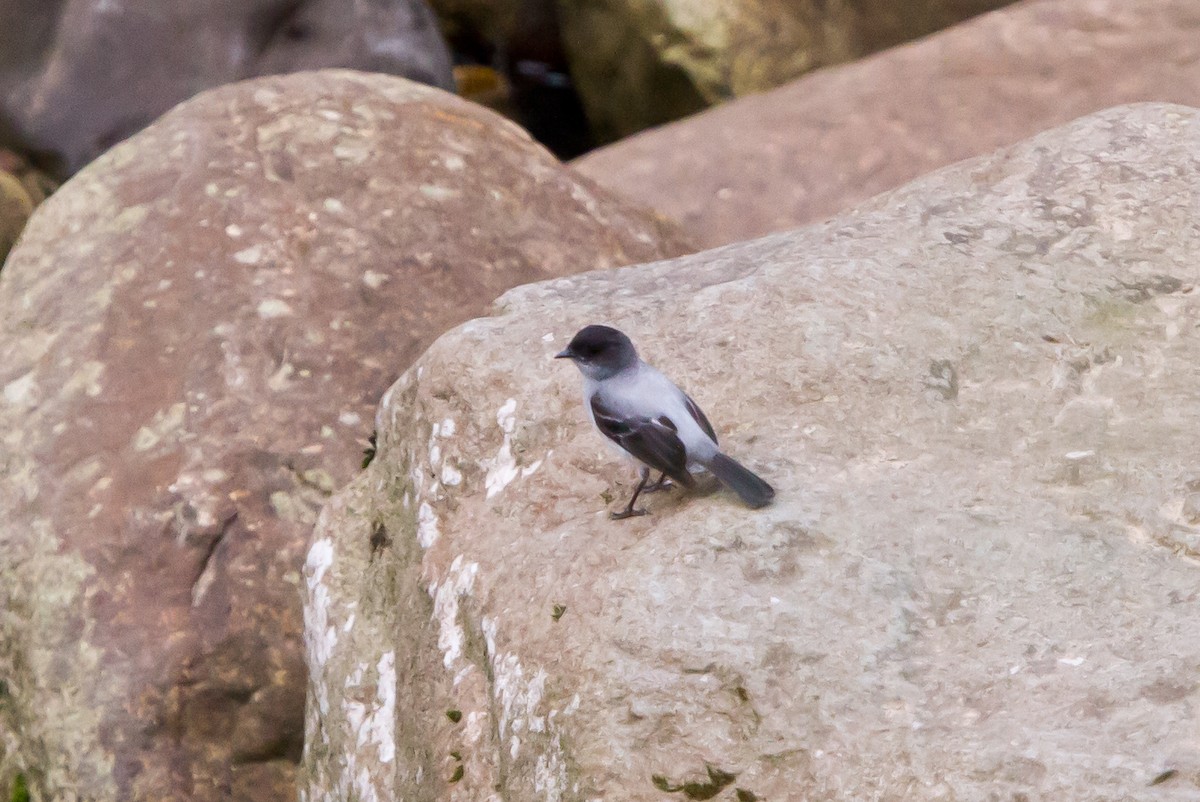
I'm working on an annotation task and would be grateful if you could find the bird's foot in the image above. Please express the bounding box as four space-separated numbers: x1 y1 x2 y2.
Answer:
642 477 674 493
610 507 648 520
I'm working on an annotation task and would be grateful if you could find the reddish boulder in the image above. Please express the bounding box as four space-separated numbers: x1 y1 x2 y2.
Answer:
0 70 689 802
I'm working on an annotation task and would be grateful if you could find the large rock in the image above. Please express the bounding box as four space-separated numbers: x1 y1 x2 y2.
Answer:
301 103 1200 800
573 0 1200 248
0 0 455 178
558 0 1014 143
0 70 689 802
0 173 34 268
0 149 56 267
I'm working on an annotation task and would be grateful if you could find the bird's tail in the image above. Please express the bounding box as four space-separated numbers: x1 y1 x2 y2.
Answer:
704 453 775 509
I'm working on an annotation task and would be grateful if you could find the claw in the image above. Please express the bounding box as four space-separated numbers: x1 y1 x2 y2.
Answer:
610 507 648 520
609 467 653 521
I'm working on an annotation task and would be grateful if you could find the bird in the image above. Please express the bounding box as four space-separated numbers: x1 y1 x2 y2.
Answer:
555 324 775 519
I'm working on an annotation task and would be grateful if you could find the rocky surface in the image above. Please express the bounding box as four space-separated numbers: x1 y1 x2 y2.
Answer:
0 70 689 802
558 0 1013 143
301 104 1200 801
0 150 56 266
0 173 34 268
573 0 1200 248
0 0 454 178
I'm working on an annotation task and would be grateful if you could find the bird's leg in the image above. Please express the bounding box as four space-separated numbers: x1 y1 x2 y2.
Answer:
611 467 651 520
642 471 674 493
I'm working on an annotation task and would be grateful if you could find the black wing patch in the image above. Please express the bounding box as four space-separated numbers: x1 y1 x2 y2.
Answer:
591 396 695 488
683 393 718 445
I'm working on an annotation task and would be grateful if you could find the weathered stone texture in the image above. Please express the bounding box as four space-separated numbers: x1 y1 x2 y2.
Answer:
0 0 455 177
557 0 1014 143
302 104 1200 800
573 0 1200 248
0 149 56 267
0 70 689 802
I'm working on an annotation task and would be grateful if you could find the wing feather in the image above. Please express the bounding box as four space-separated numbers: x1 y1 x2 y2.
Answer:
683 393 718 445
591 396 695 487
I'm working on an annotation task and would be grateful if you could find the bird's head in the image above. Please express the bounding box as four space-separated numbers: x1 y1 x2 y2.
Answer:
555 324 638 380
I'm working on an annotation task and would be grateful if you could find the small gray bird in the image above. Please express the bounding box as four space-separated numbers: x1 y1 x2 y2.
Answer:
556 324 775 519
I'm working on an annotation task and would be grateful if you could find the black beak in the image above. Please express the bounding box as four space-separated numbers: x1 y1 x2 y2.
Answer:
554 348 573 359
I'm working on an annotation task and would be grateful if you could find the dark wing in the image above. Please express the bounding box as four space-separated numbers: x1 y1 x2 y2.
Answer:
590 396 695 487
683 393 718 445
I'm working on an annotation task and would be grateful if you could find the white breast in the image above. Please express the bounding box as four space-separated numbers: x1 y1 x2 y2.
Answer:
584 361 719 463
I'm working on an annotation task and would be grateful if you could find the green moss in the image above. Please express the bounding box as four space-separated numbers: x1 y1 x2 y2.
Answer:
10 773 29 802
651 764 736 800
361 432 377 469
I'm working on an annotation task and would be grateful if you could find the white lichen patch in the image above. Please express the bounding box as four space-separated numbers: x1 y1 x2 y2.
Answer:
534 736 569 799
3 371 38 407
419 184 460 201
338 650 397 802
257 298 294 318
114 203 149 230
333 142 371 164
492 655 548 744
432 556 479 669
305 536 334 592
409 463 425 497
484 398 520 498
356 651 397 764
376 392 394 434
362 270 387 289
233 245 262 264
132 402 187 451
267 362 295 392
441 462 463 486
417 502 439 548
480 614 572 800
302 535 339 698
464 710 487 744
63 359 105 398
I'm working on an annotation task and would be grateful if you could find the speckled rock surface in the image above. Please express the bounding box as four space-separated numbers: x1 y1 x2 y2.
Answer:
558 0 1012 144
573 0 1200 248
0 70 689 802
302 104 1200 801
0 0 454 177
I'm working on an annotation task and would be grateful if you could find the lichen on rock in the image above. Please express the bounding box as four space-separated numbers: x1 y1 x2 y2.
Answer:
302 104 1200 800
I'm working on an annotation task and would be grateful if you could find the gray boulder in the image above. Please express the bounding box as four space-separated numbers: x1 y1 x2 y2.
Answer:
0 0 455 177
301 103 1200 800
0 70 689 802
